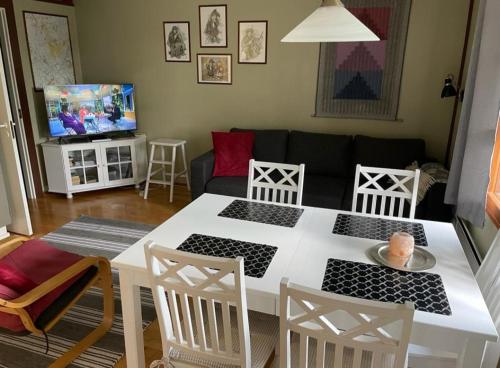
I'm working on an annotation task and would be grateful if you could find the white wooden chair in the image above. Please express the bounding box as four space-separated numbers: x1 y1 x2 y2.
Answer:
144 242 279 368
352 164 421 219
247 159 305 206
476 229 500 368
279 278 414 368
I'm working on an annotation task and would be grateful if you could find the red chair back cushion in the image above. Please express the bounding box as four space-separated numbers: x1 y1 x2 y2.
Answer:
0 239 86 333
212 131 255 177
0 263 37 294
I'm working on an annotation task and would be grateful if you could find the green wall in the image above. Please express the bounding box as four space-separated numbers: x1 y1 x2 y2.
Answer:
73 0 469 165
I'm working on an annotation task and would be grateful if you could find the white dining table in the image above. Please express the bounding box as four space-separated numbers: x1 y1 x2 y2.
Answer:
111 193 498 368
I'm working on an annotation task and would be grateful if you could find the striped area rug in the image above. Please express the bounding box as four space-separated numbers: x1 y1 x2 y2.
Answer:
0 216 157 368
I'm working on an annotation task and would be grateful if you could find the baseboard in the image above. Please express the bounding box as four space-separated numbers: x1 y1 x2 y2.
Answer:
0 226 10 241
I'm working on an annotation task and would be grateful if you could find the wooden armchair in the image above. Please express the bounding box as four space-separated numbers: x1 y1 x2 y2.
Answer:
0 236 114 367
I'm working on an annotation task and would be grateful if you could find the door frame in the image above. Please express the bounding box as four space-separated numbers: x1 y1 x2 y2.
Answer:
0 0 42 197
0 9 36 199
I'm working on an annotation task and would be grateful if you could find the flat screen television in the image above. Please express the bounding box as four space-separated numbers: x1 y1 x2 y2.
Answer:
44 84 137 137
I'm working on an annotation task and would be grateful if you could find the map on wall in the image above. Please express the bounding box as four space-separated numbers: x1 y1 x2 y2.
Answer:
23 12 76 91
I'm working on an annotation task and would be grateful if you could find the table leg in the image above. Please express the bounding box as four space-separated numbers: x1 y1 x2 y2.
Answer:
458 337 486 368
119 270 146 368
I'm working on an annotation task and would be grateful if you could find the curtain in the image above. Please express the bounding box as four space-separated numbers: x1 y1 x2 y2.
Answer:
445 0 500 227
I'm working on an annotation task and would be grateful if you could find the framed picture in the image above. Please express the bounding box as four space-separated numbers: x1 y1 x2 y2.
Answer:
23 11 76 91
197 54 232 85
163 21 191 62
199 5 227 48
238 21 268 64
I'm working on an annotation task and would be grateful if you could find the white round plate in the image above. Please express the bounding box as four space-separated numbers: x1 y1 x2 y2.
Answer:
369 242 436 272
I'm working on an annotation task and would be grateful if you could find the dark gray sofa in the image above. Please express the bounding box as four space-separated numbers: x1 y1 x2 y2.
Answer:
191 129 452 221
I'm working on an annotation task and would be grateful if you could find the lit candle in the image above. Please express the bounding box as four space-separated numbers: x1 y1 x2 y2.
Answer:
389 231 415 258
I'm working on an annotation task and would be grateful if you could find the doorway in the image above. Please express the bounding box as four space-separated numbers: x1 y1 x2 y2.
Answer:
0 9 36 199
0 0 43 199
0 5 34 235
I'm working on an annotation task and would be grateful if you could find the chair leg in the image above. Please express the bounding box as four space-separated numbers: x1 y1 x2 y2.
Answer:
169 146 177 203
49 258 115 368
144 144 156 199
161 146 167 189
181 143 191 191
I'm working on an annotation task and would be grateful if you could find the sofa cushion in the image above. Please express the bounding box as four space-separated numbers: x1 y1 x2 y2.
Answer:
231 128 289 163
286 131 353 177
352 135 426 172
212 131 255 177
302 175 348 210
206 176 248 198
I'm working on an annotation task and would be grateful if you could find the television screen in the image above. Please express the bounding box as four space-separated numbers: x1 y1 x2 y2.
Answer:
44 84 137 137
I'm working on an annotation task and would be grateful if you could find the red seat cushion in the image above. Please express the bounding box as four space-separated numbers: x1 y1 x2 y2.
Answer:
0 239 87 333
212 131 255 177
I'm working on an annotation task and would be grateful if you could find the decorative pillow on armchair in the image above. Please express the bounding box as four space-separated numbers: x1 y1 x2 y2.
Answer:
212 131 255 177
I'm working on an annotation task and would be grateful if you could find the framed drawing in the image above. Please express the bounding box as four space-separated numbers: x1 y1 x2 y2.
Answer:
197 54 232 85
23 11 76 91
199 5 227 48
163 21 191 62
238 21 268 64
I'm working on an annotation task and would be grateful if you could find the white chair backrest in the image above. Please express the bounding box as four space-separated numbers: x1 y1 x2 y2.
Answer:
352 164 421 219
476 229 500 331
247 159 305 206
279 278 414 368
145 242 251 368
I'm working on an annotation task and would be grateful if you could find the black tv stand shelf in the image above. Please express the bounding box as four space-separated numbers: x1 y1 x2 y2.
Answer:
56 131 137 145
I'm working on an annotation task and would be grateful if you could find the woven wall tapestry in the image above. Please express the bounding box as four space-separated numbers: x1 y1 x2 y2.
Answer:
315 0 412 120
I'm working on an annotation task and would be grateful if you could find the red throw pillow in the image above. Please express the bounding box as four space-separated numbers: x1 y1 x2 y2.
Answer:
212 132 255 177
0 263 38 294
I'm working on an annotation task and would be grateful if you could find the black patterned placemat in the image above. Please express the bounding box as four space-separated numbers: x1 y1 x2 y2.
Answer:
332 214 428 246
322 259 451 315
218 200 304 228
176 234 278 278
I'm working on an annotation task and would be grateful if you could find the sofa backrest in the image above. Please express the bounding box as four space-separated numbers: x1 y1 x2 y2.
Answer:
231 128 288 163
227 129 427 179
286 130 353 177
352 135 426 173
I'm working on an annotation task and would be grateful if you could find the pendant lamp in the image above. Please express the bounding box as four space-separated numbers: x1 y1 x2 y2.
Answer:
281 0 380 43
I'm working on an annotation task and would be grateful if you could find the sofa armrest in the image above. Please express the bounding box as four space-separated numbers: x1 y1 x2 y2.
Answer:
416 183 453 222
191 150 215 200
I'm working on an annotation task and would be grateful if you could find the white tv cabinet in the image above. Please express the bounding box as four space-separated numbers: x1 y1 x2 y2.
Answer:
42 134 147 199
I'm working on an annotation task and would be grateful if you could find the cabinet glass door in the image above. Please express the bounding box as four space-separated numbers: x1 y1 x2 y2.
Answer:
105 145 134 183
67 149 100 187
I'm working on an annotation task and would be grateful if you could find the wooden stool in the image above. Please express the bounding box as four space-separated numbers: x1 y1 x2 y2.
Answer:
143 138 190 202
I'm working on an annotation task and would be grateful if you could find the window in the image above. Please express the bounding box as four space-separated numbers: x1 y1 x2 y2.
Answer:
486 115 500 227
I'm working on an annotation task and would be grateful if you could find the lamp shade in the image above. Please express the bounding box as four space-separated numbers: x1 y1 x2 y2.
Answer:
281 1 380 43
441 76 457 98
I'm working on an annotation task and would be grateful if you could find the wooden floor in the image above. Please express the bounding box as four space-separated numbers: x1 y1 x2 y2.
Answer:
26 184 192 367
